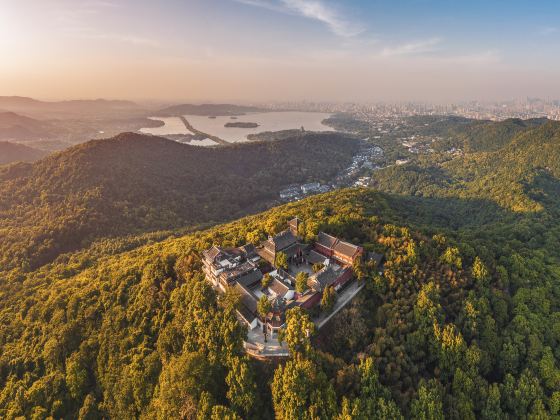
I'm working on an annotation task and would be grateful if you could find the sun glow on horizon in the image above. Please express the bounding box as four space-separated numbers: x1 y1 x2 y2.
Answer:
1 0 560 102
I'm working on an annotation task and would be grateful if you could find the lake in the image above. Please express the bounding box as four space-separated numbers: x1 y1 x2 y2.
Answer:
139 111 334 145
139 117 193 135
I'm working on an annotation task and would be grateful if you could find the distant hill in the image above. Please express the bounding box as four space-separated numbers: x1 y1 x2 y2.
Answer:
0 96 144 119
155 103 265 117
0 111 63 141
0 131 360 269
438 117 548 153
0 141 48 165
373 119 560 214
0 104 165 151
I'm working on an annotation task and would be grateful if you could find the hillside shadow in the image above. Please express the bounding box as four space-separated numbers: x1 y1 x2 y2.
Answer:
380 192 528 233
374 170 560 238
523 170 560 217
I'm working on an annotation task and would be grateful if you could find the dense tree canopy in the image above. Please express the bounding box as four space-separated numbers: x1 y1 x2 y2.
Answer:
2 117 560 418
0 131 360 271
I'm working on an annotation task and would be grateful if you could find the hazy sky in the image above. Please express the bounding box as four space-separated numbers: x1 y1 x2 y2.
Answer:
1 0 559 103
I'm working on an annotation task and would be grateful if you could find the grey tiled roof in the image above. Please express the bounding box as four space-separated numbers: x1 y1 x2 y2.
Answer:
307 250 328 265
237 269 263 288
202 245 222 261
240 243 257 258
269 230 298 251
309 266 339 292
316 232 338 249
268 278 292 297
333 240 361 258
234 282 258 314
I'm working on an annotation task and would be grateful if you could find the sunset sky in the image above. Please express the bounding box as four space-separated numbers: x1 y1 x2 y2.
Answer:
1 0 559 103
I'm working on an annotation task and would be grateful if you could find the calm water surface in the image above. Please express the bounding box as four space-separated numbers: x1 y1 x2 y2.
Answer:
140 112 333 145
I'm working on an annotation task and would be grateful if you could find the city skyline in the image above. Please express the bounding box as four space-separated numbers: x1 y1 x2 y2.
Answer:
1 0 559 102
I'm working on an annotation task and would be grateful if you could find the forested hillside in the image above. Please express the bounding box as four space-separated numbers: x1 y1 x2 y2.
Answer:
0 141 48 165
2 118 560 419
1 185 559 419
374 120 560 213
435 117 547 153
0 112 64 142
0 132 360 271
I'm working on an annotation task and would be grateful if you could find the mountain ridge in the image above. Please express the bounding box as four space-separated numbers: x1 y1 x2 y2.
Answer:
0 131 360 270
154 103 265 117
0 141 48 165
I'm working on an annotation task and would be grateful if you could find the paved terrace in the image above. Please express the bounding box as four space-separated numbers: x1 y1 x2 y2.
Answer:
243 279 365 358
314 279 365 329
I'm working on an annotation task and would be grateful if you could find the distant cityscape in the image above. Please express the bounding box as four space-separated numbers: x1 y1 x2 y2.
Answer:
262 97 560 122
267 97 560 204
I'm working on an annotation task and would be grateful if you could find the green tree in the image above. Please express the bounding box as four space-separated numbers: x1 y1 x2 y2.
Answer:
481 384 503 420
246 229 263 245
295 272 309 294
275 252 288 271
65 352 90 401
271 356 337 420
211 405 242 420
257 295 272 320
280 307 315 356
321 286 336 312
261 273 272 289
312 263 324 273
154 351 218 419
336 397 360 420
411 380 444 420
433 323 466 379
356 358 403 419
226 356 257 417
472 256 490 284
221 286 241 312
78 394 101 420
352 258 366 282
414 281 443 329
441 247 462 269
196 391 214 420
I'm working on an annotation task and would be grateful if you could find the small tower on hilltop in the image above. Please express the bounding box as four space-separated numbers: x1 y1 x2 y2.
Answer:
288 217 301 237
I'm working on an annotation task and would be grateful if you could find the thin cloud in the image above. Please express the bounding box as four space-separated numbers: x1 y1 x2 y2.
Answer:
538 26 558 35
86 33 160 47
53 2 159 48
379 38 442 57
234 0 364 37
444 50 501 65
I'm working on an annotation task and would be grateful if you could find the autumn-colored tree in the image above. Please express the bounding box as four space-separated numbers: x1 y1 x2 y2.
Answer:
312 263 324 273
275 251 288 270
472 256 489 284
155 352 218 419
352 258 365 282
257 295 272 321
321 285 336 312
261 273 272 289
441 246 462 269
226 356 257 417
280 307 315 356
295 272 309 294
271 356 337 420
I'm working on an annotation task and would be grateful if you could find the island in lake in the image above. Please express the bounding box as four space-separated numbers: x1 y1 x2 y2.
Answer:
224 121 259 128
